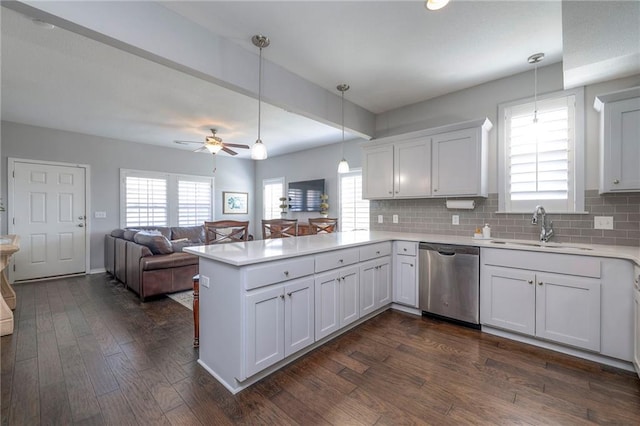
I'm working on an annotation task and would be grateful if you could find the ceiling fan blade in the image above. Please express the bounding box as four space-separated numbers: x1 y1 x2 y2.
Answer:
224 143 250 149
194 146 208 153
174 140 203 145
222 147 238 156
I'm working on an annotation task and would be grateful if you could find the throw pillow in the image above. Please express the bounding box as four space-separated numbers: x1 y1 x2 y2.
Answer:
134 231 173 255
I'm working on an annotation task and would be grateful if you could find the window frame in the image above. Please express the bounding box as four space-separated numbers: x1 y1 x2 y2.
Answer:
262 177 285 220
497 87 585 213
119 168 214 228
338 168 370 231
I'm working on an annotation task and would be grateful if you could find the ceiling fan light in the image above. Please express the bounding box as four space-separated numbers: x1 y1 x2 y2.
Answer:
425 0 450 11
205 143 223 154
251 139 268 160
338 159 350 174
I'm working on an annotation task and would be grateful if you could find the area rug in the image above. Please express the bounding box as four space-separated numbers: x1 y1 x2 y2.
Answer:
167 290 193 310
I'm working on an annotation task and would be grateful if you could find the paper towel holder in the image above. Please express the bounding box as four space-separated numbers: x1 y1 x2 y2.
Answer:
445 199 476 210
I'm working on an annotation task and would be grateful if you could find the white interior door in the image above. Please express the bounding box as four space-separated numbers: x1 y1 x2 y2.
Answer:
10 160 87 281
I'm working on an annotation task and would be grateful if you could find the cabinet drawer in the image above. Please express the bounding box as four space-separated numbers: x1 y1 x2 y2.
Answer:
481 248 601 278
394 241 417 256
360 242 392 262
244 256 314 290
315 248 359 273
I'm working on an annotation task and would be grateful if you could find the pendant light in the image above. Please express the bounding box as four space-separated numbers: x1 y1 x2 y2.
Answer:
337 83 350 174
425 0 450 11
251 35 269 160
528 52 545 125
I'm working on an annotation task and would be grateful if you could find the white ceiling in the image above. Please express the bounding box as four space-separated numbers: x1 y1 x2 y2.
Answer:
1 1 567 158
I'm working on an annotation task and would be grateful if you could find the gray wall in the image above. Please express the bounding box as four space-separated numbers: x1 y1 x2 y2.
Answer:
0 121 255 271
254 138 365 223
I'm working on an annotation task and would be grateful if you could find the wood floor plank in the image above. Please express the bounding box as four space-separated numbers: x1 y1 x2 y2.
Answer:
2 275 638 426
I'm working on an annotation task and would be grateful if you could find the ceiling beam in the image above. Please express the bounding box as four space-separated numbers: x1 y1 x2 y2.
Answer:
4 0 375 139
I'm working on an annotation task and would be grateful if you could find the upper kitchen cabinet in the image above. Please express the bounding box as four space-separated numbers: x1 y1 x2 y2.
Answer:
362 118 491 200
594 87 640 194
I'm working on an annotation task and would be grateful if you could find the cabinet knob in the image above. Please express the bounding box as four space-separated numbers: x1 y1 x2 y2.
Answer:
410 264 414 267
403 248 407 252
433 188 438 192
287 292 292 297
395 191 399 194
527 280 533 285
280 294 285 299
389 191 393 194
538 281 543 286
613 179 620 184
376 251 380 255
284 271 289 276
339 259 344 263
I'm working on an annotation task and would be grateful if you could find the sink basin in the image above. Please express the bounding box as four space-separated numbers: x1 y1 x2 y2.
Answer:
489 240 593 251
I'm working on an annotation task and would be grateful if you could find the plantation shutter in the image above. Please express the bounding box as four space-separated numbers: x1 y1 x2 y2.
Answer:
125 176 168 227
340 170 370 231
263 178 284 220
178 178 212 226
505 94 576 212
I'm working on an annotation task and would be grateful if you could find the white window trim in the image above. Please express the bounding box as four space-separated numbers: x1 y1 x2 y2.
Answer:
338 168 370 231
119 168 214 227
263 176 285 220
497 87 585 214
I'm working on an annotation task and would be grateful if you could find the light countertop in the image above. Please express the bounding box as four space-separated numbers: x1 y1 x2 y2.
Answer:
184 231 640 267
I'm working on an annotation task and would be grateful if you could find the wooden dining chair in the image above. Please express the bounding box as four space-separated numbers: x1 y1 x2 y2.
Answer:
262 219 298 239
204 220 250 244
308 217 338 234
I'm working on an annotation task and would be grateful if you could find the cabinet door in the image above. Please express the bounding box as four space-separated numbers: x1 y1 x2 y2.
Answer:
314 271 340 340
359 261 377 317
339 265 360 328
602 97 640 192
284 277 315 357
394 254 417 307
536 273 601 352
363 145 394 199
480 265 535 335
245 286 284 378
375 259 392 307
394 138 431 197
432 128 482 196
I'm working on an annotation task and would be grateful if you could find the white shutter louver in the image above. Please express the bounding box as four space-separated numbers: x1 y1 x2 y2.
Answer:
125 176 168 227
340 171 369 231
178 179 212 226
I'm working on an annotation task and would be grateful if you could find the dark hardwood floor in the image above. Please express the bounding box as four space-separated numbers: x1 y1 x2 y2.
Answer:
2 273 639 425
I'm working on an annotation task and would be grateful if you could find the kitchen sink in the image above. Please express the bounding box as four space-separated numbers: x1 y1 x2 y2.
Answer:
489 240 593 251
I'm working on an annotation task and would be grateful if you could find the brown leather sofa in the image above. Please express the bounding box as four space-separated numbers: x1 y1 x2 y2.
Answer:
106 226 205 301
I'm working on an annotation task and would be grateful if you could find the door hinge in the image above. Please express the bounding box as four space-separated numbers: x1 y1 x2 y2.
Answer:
12 170 15 178
13 264 15 272
12 218 15 225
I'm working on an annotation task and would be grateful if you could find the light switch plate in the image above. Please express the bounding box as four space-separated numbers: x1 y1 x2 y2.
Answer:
378 215 383 224
393 214 399 224
594 216 613 230
452 215 459 225
94 211 106 218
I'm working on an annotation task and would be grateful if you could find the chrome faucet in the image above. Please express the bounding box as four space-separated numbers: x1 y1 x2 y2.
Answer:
532 205 554 242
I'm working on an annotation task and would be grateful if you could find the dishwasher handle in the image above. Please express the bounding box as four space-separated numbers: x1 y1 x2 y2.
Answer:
437 250 456 256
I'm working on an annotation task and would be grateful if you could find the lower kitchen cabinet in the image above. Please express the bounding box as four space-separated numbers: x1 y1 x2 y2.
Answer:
393 241 419 307
481 254 601 352
315 265 359 340
245 276 314 378
360 256 391 316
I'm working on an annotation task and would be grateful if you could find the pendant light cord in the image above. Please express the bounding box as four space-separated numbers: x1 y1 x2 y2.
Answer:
533 61 538 124
258 46 263 141
341 89 345 157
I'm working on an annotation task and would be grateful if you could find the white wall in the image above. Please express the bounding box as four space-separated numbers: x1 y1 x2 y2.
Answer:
375 62 640 192
0 121 255 271
254 138 364 223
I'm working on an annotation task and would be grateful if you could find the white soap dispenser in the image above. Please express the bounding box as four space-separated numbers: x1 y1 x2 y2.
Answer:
482 224 491 239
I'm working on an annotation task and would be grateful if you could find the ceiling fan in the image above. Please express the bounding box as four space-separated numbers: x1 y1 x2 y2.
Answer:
174 129 250 156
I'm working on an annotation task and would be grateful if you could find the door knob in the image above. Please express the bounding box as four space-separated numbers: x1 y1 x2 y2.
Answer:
538 281 543 286
613 179 620 184
77 223 84 227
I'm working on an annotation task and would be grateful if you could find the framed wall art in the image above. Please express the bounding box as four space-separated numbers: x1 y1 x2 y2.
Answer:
223 191 248 214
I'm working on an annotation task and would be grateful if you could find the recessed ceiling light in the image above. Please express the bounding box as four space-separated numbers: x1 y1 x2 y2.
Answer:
31 18 55 29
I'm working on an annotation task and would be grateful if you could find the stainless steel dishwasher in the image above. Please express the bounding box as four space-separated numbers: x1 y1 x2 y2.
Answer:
419 243 480 328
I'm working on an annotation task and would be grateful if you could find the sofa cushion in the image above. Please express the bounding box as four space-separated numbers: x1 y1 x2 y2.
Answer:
140 252 198 271
123 229 140 241
171 226 205 243
171 239 198 252
134 231 173 255
111 228 126 239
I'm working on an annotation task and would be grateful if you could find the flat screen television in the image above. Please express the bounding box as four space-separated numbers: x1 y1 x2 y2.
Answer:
288 179 325 212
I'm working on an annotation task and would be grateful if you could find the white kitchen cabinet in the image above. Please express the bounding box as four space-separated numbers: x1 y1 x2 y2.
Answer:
481 249 601 352
315 265 359 340
362 138 430 199
594 87 640 193
362 118 491 200
431 126 489 197
359 256 391 317
393 241 419 307
245 276 315 378
634 265 640 378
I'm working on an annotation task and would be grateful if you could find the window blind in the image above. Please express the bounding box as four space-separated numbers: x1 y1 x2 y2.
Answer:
340 170 370 231
263 178 284 220
125 176 168 227
178 179 212 226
